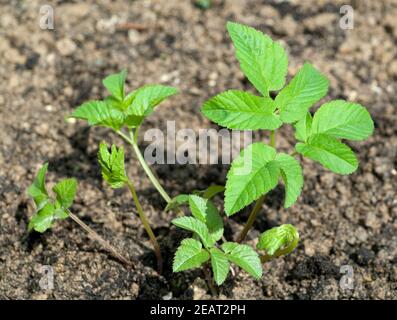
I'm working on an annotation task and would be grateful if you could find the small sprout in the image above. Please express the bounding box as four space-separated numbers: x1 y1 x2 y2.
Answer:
257 224 299 261
27 163 131 265
194 0 212 10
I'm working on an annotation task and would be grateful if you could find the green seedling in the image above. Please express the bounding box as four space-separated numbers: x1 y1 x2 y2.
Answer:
69 70 180 273
27 163 131 266
171 194 263 294
201 22 374 245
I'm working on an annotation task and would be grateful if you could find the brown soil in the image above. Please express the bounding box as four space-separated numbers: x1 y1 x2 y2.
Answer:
0 0 396 300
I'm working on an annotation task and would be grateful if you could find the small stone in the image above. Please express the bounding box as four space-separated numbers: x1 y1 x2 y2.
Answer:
387 60 397 78
45 105 53 112
56 38 77 56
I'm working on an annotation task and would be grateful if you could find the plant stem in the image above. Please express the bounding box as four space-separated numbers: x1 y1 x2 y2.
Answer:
116 130 171 203
236 195 266 243
126 180 163 274
236 130 276 243
67 210 132 266
203 263 218 297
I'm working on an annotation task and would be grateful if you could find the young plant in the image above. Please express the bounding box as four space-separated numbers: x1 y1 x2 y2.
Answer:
69 70 180 273
201 22 374 246
171 194 262 293
27 163 131 266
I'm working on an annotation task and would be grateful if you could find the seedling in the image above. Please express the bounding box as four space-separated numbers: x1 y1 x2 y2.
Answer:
69 70 180 273
201 22 373 247
27 163 131 266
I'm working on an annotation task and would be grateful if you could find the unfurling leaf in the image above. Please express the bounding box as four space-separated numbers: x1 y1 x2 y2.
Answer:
27 163 49 208
224 143 279 216
98 142 128 188
227 21 288 96
53 178 77 209
173 238 210 272
257 224 299 257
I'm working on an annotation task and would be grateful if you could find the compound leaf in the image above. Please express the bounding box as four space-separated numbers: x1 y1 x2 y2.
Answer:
52 178 77 209
210 248 230 285
257 224 299 256
311 100 374 141
225 143 280 216
276 63 329 123
102 69 126 101
173 238 210 272
172 216 215 248
275 153 303 208
296 134 358 174
224 243 262 279
201 90 282 130
98 142 128 188
227 21 288 96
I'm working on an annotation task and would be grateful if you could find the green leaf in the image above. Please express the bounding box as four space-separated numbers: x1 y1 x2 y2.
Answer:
275 153 303 208
227 22 288 96
294 112 313 142
102 70 126 101
210 248 230 285
311 100 374 141
28 202 56 233
257 224 299 256
189 195 208 222
221 242 239 254
296 134 358 174
206 201 224 242
52 178 77 209
97 142 128 188
126 85 178 117
70 100 125 130
173 238 210 272
276 63 329 123
224 243 262 279
201 90 282 130
201 185 225 199
165 194 189 211
225 143 280 216
27 163 49 208
172 216 215 248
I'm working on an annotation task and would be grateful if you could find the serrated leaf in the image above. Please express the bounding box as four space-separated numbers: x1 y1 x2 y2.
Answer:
98 142 128 188
28 202 56 233
52 178 77 209
257 224 299 256
126 85 178 118
296 134 358 174
102 70 126 101
165 194 189 211
210 248 230 285
206 201 224 242
276 63 329 123
225 143 280 216
227 22 288 96
224 243 262 279
70 100 125 130
27 163 49 208
275 153 303 208
311 100 374 141
172 216 215 248
189 195 208 222
201 90 282 130
173 238 210 272
294 112 313 142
